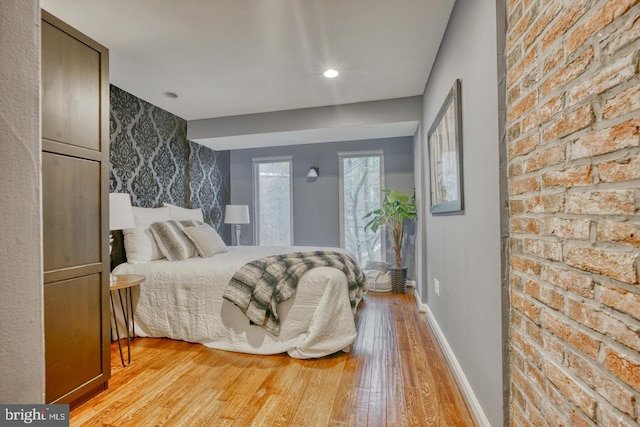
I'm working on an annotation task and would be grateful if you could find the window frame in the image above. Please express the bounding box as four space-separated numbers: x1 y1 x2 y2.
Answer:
252 155 294 246
338 150 386 262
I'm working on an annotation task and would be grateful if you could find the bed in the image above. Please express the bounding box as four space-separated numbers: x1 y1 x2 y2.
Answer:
111 203 368 359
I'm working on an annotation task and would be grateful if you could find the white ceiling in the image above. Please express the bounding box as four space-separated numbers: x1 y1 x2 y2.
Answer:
41 0 455 147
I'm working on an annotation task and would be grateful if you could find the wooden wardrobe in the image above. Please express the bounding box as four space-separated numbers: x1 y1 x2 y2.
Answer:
41 11 111 406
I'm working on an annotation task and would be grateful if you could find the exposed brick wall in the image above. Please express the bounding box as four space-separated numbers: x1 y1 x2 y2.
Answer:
506 0 640 425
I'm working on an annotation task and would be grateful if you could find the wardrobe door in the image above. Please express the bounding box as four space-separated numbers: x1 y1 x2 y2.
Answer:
41 10 110 407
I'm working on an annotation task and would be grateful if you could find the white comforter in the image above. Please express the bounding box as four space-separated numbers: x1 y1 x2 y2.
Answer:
112 246 366 358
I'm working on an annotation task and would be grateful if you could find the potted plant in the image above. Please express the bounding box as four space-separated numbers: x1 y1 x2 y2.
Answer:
363 189 417 293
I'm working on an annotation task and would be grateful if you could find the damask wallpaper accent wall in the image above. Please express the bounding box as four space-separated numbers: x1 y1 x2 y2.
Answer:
109 85 230 242
189 140 230 235
110 85 189 206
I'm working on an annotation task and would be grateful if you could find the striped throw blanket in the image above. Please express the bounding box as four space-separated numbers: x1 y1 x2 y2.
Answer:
223 250 368 336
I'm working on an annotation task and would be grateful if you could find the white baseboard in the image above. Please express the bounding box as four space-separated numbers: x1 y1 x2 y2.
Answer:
412 288 427 312
423 304 491 427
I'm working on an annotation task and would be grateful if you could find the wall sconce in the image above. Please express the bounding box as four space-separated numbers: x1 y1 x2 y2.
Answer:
307 167 319 180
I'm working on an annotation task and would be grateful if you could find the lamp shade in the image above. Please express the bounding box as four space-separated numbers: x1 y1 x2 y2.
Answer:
109 193 135 231
224 205 250 224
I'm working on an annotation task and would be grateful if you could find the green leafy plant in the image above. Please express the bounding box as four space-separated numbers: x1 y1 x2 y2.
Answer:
363 189 417 267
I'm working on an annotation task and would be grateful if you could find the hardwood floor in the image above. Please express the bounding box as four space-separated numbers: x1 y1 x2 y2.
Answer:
71 291 474 426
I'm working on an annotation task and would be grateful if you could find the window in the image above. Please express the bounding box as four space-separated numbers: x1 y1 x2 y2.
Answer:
253 156 293 246
339 151 384 265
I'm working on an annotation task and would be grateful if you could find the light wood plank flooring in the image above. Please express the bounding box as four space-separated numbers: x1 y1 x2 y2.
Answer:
71 291 474 426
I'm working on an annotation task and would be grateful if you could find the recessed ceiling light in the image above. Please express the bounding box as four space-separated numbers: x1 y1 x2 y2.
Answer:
323 69 339 78
162 91 178 99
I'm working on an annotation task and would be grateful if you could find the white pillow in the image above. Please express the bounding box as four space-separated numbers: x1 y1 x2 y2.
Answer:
122 207 171 263
183 224 228 257
163 203 204 222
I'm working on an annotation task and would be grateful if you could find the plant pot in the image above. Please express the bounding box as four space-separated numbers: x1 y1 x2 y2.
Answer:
390 267 407 294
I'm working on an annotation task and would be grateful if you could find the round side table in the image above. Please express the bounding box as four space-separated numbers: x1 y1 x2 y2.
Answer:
110 274 145 367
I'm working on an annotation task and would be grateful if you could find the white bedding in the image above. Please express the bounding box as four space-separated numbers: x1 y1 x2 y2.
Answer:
112 246 366 359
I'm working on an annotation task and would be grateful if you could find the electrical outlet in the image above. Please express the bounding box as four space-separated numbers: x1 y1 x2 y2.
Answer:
434 278 440 296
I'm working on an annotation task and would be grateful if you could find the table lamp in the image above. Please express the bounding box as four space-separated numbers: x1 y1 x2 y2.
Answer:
224 205 250 246
109 193 135 280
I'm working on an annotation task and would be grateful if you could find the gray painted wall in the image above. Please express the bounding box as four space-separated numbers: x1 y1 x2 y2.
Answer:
0 0 45 403
230 137 416 275
420 0 503 424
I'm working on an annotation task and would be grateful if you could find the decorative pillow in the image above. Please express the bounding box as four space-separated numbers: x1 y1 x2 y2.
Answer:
149 220 199 261
122 207 171 263
183 224 228 257
179 219 204 228
163 203 204 222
